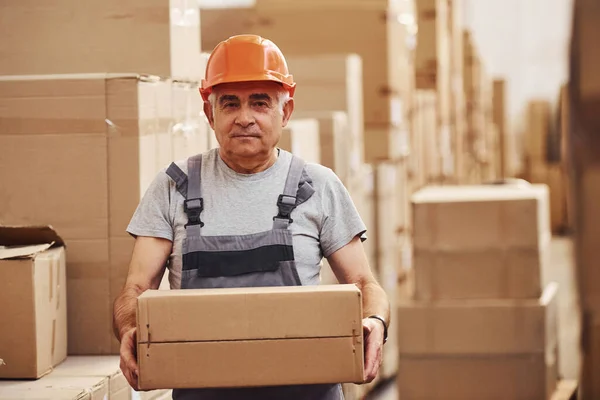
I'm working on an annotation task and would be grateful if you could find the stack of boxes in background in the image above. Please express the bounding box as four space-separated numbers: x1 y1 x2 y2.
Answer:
0 0 208 398
398 184 559 399
413 0 452 185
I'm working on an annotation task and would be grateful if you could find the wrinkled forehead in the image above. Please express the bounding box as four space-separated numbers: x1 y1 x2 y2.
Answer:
212 81 284 99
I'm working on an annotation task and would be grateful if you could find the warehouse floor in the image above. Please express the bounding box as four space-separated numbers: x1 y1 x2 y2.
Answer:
367 236 581 400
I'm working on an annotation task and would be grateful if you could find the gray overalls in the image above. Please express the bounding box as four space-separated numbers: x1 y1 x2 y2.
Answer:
165 153 345 400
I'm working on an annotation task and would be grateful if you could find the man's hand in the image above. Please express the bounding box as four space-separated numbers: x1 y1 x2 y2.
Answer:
362 317 385 383
120 327 139 390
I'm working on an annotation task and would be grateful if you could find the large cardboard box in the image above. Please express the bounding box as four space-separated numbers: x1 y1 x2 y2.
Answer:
0 74 205 354
398 348 559 400
0 226 67 379
398 282 558 355
414 240 550 300
137 285 364 390
279 118 321 164
412 184 551 300
0 376 109 400
397 283 559 399
0 0 201 79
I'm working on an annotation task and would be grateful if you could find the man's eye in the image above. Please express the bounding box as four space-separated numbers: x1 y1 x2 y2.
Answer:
254 101 268 107
224 103 238 108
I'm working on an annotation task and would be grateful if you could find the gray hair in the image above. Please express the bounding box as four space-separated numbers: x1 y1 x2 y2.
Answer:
207 89 290 115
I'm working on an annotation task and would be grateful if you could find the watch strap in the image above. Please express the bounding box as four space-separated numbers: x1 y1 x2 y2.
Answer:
367 315 388 344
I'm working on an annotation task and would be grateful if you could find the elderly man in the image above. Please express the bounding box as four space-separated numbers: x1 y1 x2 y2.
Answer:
113 34 390 400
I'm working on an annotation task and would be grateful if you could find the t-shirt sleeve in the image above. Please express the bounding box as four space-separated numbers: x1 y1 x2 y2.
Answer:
319 169 367 258
126 171 174 241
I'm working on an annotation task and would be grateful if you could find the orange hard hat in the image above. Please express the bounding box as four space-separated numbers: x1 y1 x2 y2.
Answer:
200 34 296 101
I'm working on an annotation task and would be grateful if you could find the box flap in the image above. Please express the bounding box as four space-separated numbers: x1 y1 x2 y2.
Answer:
0 243 53 260
137 284 363 344
0 225 64 248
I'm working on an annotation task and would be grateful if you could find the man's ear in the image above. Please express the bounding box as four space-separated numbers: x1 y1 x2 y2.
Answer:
281 98 294 128
203 101 215 130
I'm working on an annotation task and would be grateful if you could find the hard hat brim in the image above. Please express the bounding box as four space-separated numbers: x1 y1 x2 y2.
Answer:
200 73 296 101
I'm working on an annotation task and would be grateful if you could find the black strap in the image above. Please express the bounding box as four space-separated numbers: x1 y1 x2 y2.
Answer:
165 162 188 198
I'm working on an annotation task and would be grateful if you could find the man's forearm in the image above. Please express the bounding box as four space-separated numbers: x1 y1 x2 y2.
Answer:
113 283 144 341
359 279 391 326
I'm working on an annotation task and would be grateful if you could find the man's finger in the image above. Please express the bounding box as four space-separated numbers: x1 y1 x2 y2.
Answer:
365 329 381 382
363 332 376 381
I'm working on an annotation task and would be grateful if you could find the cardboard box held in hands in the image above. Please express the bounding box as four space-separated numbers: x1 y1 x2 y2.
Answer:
137 284 365 390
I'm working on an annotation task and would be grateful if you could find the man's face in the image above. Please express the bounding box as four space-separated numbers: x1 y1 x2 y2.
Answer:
204 81 294 161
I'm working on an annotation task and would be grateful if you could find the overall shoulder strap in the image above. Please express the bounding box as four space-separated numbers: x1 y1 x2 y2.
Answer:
185 154 204 237
165 162 188 198
296 169 316 207
273 155 316 229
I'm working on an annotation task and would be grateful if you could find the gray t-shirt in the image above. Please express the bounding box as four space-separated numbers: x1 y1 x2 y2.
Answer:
127 148 367 289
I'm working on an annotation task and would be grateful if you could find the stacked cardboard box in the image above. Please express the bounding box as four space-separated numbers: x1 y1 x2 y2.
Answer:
0 74 209 354
0 226 67 379
398 284 559 399
398 185 558 399
415 0 453 181
0 0 202 80
200 0 416 163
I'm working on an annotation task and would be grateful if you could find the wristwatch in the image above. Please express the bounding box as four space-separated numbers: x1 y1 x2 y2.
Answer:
367 315 388 344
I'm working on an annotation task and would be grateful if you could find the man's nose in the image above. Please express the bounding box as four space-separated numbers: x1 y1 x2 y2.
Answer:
234 104 255 127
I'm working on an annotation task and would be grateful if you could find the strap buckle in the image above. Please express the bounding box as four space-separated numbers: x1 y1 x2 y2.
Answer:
184 198 204 227
273 194 296 223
